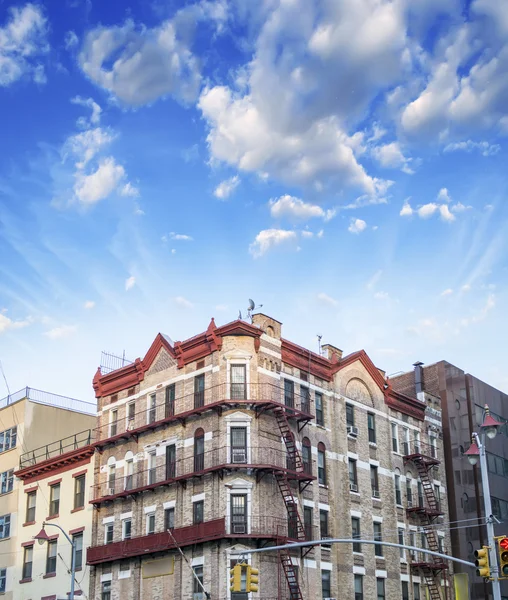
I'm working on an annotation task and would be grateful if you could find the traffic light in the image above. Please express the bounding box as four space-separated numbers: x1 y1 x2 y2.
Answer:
475 546 491 579
497 536 508 578
230 563 242 592
246 566 259 592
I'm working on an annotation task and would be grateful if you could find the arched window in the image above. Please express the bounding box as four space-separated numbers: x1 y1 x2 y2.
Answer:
302 438 312 475
194 428 205 472
124 451 134 491
317 442 326 485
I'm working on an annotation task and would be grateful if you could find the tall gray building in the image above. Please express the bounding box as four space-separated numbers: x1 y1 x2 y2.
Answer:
391 361 508 600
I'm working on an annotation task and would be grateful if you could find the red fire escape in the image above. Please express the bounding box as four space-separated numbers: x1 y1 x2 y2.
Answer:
404 441 449 600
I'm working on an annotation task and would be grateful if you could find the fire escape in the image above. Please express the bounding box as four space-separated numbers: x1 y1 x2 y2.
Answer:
404 442 448 600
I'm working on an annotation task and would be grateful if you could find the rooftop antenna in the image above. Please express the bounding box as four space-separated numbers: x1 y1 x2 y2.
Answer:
246 298 263 323
238 310 243 320
317 334 322 354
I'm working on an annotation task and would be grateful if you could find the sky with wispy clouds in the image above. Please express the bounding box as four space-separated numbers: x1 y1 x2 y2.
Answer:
1 0 508 400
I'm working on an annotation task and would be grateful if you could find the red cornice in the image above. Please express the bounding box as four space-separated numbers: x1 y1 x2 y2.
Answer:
385 389 426 421
15 446 94 484
281 339 333 381
334 350 386 389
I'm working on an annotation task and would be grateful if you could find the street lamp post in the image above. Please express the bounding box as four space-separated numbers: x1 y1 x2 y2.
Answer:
34 521 76 600
464 405 503 600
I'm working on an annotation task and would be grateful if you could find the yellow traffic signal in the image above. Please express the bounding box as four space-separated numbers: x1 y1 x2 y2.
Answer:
230 564 242 592
474 547 491 579
497 536 508 579
246 566 259 592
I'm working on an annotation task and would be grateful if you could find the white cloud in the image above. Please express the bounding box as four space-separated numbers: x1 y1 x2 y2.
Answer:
443 140 500 156
437 187 451 203
173 296 193 309
269 195 336 222
74 157 126 206
400 200 414 217
125 276 136 291
65 127 115 168
0 4 48 87
120 182 140 197
451 202 470 213
348 218 367 234
317 292 338 307
44 325 77 339
0 313 30 334
418 203 439 219
441 288 453 297
371 142 414 174
169 232 193 241
71 96 102 126
64 30 78 50
78 16 202 106
214 175 240 199
374 291 390 300
461 284 471 293
249 229 298 258
84 300 96 309
439 204 456 222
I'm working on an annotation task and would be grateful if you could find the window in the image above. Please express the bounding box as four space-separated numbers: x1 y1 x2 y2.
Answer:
26 491 36 523
398 528 405 559
166 444 176 479
165 384 175 418
284 379 295 409
194 428 205 472
317 443 326 485
0 426 17 453
193 500 204 525
374 522 383 556
110 410 118 436
315 392 324 425
302 438 312 475
120 559 130 574
230 494 247 533
74 474 85 509
148 394 157 423
194 374 205 408
231 364 247 399
108 463 116 493
300 386 311 414
430 435 437 458
395 473 402 505
49 483 60 516
22 545 33 579
73 533 83 570
417 481 424 507
304 506 313 540
391 423 398 452
414 431 421 453
321 570 331 598
164 507 175 531
370 465 379 498
122 518 132 540
351 517 361 552
438 535 444 553
0 514 10 539
406 474 413 506
127 402 136 423
402 581 409 600
367 413 376 444
403 427 410 454
102 581 111 600
0 469 13 494
0 568 5 593
409 531 416 561
231 427 247 463
376 578 385 600
434 484 441 511
320 510 329 538
229 559 248 600
346 403 355 427
354 574 363 600
147 513 156 534
413 583 420 600
125 458 134 490
349 459 358 489
105 523 114 544
148 452 156 485
193 565 204 599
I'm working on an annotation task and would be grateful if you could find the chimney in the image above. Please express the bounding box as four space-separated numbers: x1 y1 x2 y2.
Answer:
413 361 424 400
321 344 343 363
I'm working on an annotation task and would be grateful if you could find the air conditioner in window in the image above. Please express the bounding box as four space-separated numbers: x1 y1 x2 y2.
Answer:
232 523 247 534
372 489 380 499
107 487 116 496
349 483 358 492
232 452 247 464
347 426 358 438
127 420 135 431
324 597 337 600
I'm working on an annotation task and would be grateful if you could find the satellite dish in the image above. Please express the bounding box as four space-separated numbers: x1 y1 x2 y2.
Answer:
248 299 255 311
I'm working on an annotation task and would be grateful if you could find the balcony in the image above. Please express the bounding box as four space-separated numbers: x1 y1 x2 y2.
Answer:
402 440 440 467
19 429 95 469
0 386 96 414
91 446 315 505
95 382 314 448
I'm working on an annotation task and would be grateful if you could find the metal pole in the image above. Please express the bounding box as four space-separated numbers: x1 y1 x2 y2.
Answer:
474 431 502 600
42 522 76 599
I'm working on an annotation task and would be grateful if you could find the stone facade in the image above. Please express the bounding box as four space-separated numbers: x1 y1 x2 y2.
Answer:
88 315 452 600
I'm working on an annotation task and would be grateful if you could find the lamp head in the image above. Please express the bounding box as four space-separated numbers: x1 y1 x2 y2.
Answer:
34 525 49 546
480 405 502 440
464 439 480 466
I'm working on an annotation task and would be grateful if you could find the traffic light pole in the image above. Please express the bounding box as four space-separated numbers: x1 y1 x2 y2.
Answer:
474 431 502 600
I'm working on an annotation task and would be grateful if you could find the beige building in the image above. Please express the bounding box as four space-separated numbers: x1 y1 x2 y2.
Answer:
0 387 96 599
87 314 452 600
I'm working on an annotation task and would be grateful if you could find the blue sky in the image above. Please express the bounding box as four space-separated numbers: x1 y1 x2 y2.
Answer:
1 0 508 401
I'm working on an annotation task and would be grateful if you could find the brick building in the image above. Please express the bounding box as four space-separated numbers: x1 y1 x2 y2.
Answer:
87 314 452 600
391 361 508 600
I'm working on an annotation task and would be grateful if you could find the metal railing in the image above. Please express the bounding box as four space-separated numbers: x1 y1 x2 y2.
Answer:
97 382 313 442
0 387 96 415
402 440 439 460
19 429 95 469
92 445 304 501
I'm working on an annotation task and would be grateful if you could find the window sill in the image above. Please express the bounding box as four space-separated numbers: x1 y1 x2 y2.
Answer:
71 506 84 513
353 552 363 556
375 556 385 561
23 521 36 527
19 578 32 584
43 573 56 579
75 567 83 572
0 491 13 497
372 496 381 502
350 491 361 496
46 514 59 521
369 442 377 448
0 536 10 542
319 484 328 489
396 504 404 509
